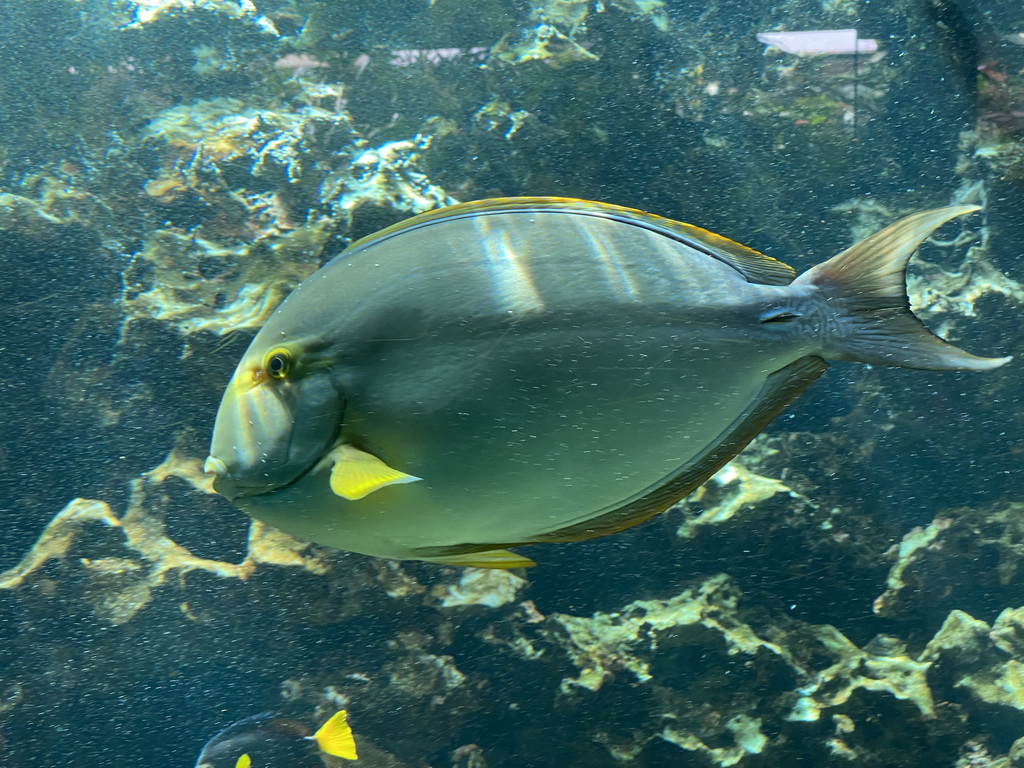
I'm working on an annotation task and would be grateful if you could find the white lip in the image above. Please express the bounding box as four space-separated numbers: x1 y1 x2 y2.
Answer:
203 455 227 476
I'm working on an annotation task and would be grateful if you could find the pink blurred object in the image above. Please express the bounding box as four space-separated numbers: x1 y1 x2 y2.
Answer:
757 29 878 55
352 53 371 77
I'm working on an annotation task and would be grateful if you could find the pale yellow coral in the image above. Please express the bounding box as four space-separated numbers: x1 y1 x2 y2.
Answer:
787 626 935 721
661 714 767 768
126 96 453 339
436 568 527 609
118 0 278 34
549 573 783 692
0 450 329 624
924 608 1024 714
873 517 953 616
677 435 809 538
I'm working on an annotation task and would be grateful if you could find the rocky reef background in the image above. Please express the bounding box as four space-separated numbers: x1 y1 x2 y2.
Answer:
1 0 1023 766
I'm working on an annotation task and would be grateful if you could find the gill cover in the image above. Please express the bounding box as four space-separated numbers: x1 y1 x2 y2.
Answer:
207 340 342 499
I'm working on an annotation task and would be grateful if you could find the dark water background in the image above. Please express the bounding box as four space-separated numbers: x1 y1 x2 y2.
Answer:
0 0 1022 765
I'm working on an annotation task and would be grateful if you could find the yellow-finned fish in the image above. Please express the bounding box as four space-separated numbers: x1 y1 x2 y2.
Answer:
204 198 1010 568
194 710 357 767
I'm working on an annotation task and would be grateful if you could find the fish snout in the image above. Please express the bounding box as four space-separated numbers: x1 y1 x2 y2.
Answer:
203 455 227 476
203 454 247 500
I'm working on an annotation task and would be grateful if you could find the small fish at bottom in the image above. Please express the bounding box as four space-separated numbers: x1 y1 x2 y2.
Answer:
194 709 357 768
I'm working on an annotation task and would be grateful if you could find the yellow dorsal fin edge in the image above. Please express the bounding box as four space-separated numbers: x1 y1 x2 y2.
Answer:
344 197 795 286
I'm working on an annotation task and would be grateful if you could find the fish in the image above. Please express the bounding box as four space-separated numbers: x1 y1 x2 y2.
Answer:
204 197 1010 568
194 709 357 767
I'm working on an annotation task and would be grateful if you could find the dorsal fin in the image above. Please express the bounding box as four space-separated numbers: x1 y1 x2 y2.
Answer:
656 218 796 285
340 197 796 286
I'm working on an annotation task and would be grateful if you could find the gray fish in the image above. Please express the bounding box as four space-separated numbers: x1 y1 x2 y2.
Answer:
204 198 1009 568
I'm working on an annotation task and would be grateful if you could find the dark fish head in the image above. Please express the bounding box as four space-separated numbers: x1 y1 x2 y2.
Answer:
205 332 343 500
194 713 318 768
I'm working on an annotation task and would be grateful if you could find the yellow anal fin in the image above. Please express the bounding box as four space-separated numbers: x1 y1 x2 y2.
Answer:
313 709 358 760
318 445 421 500
422 549 537 569
235 755 252 768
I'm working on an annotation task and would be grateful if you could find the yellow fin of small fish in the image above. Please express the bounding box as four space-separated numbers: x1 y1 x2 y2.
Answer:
420 549 537 569
234 755 252 768
320 445 421 500
313 710 358 760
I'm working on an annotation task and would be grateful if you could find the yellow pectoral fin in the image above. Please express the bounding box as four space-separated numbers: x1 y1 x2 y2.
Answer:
321 445 421 500
314 709 358 760
421 549 537 569
235 755 252 768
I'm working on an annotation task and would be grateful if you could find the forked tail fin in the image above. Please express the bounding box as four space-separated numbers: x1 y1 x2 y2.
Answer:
793 205 1011 371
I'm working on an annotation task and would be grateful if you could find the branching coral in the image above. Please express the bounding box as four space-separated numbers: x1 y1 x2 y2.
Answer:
120 89 454 337
786 626 935 721
676 436 811 538
494 0 666 64
923 607 1024 714
548 574 784 692
117 0 279 33
435 569 528 609
0 450 328 625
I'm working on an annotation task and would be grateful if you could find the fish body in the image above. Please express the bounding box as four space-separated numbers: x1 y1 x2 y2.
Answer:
206 198 1009 567
194 710 356 768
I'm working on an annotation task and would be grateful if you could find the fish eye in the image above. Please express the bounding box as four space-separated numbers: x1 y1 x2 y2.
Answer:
265 348 292 379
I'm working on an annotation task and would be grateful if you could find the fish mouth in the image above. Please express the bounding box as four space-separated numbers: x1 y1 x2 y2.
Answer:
203 456 227 476
203 453 323 501
203 454 279 501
